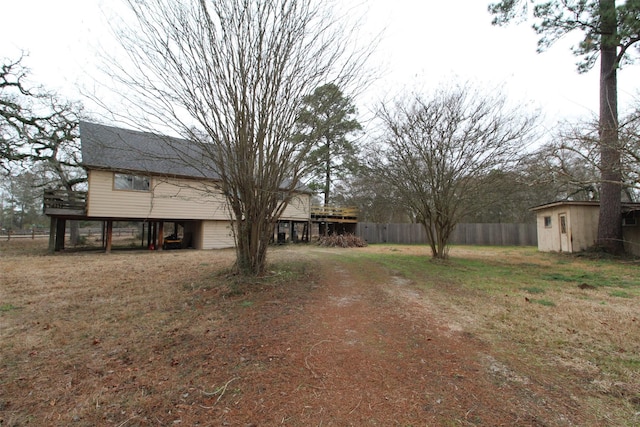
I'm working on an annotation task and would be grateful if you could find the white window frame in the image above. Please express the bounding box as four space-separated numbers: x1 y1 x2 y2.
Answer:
114 173 150 192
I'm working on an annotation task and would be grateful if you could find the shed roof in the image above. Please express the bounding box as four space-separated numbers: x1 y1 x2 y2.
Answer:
530 200 640 212
80 121 220 180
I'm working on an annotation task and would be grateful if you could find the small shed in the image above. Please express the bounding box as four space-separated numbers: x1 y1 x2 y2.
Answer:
531 201 640 255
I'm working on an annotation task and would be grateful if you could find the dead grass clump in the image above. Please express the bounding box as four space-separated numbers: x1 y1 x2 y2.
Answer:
316 233 367 248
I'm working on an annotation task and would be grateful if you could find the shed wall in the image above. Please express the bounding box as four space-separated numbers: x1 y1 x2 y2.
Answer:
568 205 599 251
536 205 599 252
623 219 640 256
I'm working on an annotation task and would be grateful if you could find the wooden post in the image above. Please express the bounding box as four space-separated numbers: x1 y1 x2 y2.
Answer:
105 220 113 253
151 222 157 250
146 222 152 248
55 219 66 251
48 217 57 253
158 221 164 250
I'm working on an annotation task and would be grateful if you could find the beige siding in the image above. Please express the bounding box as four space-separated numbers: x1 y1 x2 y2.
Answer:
87 170 151 218
202 221 235 249
87 170 231 220
280 193 311 220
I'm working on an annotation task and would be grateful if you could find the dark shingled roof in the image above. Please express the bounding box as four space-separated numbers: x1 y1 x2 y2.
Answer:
80 121 220 180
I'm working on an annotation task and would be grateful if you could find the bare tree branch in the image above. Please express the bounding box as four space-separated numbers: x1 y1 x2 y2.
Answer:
97 0 375 275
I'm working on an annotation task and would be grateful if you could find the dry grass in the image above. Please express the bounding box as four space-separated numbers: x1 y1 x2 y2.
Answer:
343 244 640 423
1 240 639 425
0 239 238 425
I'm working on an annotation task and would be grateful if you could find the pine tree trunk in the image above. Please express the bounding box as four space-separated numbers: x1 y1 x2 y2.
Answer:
596 0 623 254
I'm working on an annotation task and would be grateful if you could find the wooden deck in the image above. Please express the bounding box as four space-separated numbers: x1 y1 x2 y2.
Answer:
310 206 358 223
43 190 87 217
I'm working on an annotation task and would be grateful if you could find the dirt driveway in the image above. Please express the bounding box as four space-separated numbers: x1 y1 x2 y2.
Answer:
213 247 580 426
0 243 618 425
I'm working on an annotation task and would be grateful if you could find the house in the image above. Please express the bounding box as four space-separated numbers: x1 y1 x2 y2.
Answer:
44 121 312 252
530 201 640 256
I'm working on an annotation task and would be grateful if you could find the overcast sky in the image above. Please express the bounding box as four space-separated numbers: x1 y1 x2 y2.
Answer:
2 0 639 133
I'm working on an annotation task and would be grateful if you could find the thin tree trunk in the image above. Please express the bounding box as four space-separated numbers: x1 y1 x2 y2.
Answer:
596 0 623 253
324 138 331 206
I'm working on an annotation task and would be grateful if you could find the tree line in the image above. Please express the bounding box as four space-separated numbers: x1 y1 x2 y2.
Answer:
1 0 639 273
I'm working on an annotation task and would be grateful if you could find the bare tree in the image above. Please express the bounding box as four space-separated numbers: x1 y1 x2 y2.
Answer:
331 171 412 223
1 56 38 171
373 84 538 259
1 56 86 240
532 115 640 205
103 0 372 275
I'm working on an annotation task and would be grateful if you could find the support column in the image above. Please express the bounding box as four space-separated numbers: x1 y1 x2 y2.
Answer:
55 219 66 251
48 217 57 254
158 221 164 251
151 222 157 249
105 220 113 253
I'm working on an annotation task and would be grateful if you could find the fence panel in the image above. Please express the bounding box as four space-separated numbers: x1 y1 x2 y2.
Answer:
356 222 537 246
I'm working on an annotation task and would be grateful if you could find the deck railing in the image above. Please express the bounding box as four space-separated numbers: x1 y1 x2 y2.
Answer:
43 190 87 213
310 205 358 220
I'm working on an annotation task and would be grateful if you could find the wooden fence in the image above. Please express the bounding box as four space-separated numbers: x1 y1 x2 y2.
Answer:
355 222 537 246
2 227 138 241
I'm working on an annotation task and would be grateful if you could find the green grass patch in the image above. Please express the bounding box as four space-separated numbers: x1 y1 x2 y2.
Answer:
521 286 545 294
0 303 19 312
332 246 640 298
541 270 639 289
608 290 633 298
531 299 556 307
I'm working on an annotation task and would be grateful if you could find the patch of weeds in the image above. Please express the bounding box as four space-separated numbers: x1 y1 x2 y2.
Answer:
0 303 19 312
521 286 545 294
540 271 632 288
542 272 587 282
532 299 555 307
240 300 254 308
609 290 633 298
621 358 640 369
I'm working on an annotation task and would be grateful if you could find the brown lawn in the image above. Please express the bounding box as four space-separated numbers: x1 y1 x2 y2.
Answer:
1 239 639 426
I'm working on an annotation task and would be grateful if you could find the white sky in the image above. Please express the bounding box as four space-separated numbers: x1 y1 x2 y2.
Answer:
1 0 639 134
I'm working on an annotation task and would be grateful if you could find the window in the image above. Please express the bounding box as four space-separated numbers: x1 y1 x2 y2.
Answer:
623 212 637 226
544 216 552 228
560 215 567 234
114 173 150 191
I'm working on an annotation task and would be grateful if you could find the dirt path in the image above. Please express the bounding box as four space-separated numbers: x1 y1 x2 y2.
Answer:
208 250 583 426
